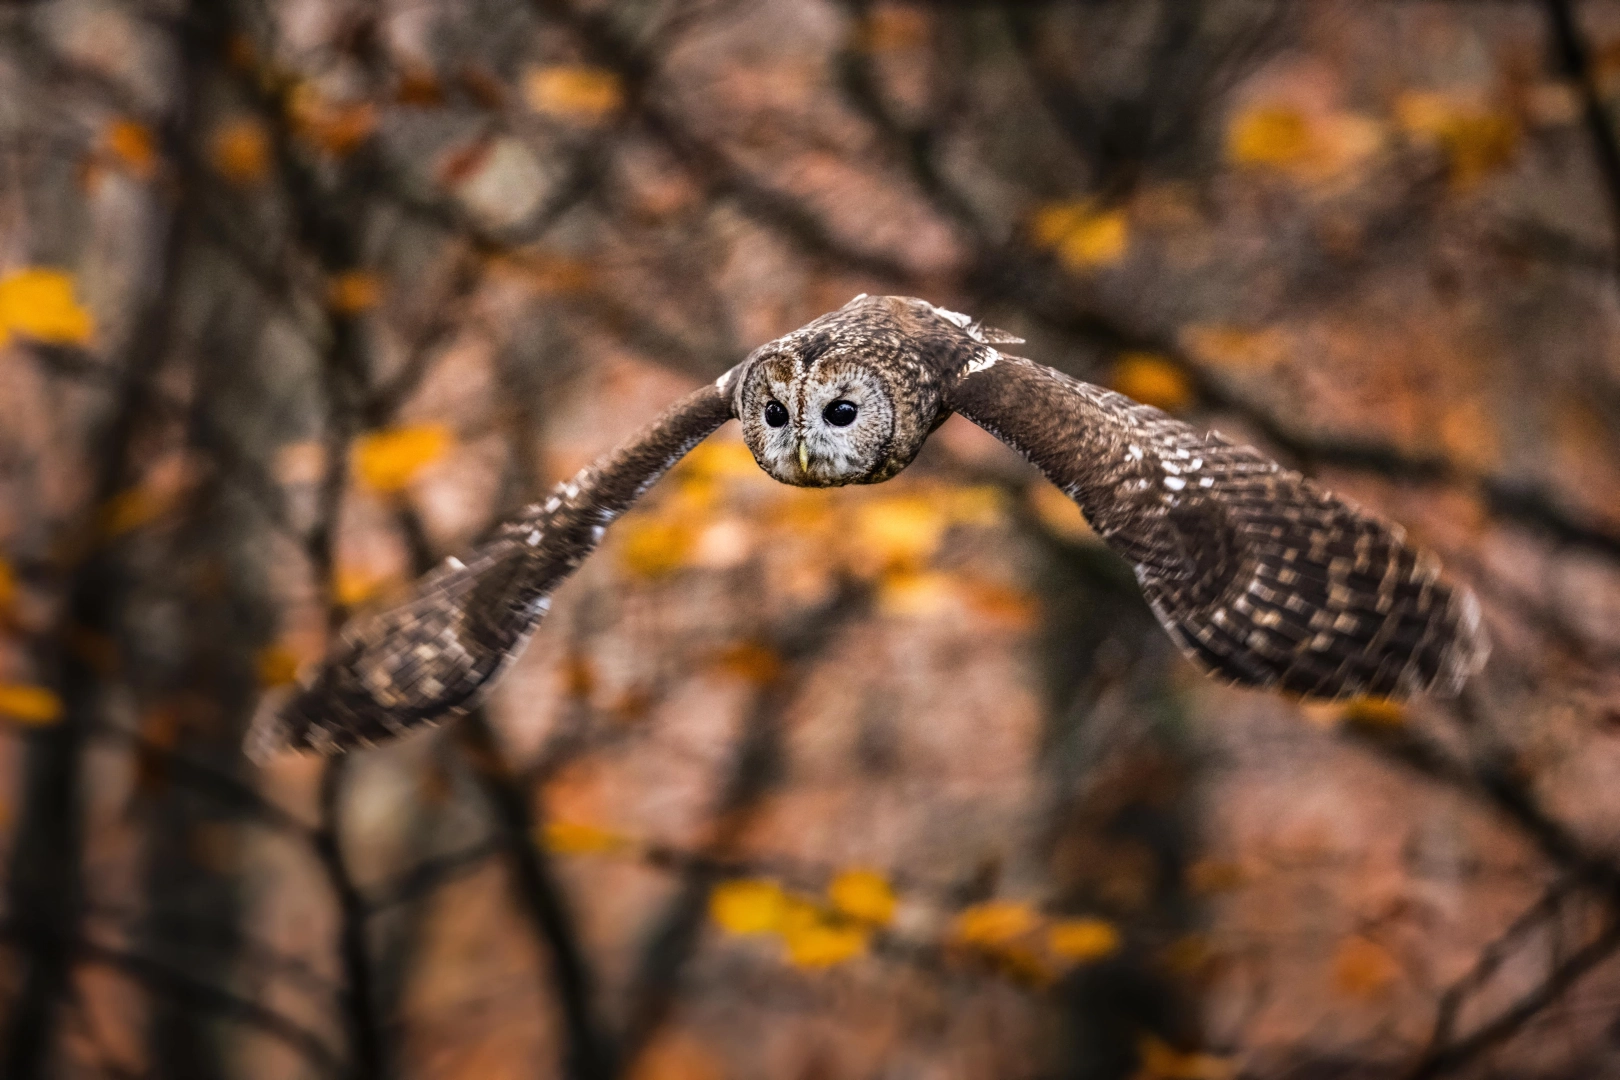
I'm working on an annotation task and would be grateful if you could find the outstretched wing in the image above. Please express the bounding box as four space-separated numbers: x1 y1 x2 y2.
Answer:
247 377 737 759
947 355 1487 698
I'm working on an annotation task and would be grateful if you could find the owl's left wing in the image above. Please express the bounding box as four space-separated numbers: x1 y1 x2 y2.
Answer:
946 354 1487 699
247 376 736 760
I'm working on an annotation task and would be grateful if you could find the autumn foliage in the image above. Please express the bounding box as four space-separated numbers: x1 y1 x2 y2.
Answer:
1 2 1619 1080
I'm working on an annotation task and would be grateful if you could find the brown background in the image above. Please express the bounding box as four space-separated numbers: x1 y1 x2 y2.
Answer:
2 1 1620 1078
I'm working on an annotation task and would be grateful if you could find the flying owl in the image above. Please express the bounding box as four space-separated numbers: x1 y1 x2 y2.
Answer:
247 295 1488 759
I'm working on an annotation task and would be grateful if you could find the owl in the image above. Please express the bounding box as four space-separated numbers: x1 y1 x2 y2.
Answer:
247 295 1488 759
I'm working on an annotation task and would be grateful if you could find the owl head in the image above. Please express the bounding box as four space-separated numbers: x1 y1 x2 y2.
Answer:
733 295 1005 487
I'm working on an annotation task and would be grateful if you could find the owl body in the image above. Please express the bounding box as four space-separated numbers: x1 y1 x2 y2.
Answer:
251 295 1486 758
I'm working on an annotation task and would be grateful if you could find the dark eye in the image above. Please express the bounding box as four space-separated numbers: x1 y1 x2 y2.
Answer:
823 400 858 427
764 401 789 428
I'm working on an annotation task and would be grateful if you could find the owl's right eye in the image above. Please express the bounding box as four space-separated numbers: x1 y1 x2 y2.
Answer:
764 401 789 428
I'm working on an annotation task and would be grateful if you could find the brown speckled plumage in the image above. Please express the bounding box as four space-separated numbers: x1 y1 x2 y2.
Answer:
250 295 1486 759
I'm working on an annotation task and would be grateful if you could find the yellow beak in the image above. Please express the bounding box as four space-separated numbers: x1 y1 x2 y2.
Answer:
797 441 810 473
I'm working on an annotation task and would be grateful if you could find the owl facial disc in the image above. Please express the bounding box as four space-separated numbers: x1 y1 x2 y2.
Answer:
737 353 896 486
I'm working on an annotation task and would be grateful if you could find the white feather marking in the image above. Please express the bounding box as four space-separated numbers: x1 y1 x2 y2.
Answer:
964 349 999 374
1127 444 1144 461
446 556 464 571
1164 476 1186 491
543 497 561 513
527 530 543 546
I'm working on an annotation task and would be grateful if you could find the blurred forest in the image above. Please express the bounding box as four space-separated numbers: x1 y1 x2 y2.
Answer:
2 0 1620 1077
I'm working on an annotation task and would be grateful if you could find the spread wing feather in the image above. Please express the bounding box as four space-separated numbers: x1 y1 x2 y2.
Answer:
247 379 735 759
947 355 1487 698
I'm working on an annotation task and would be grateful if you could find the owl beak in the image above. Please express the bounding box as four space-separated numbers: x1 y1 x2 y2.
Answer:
797 441 810 473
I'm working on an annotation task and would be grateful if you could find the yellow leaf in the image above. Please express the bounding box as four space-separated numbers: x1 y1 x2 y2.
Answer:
105 119 156 178
619 517 696 578
0 684 63 726
781 915 868 968
288 84 377 156
542 819 634 855
1395 92 1517 190
333 566 387 607
328 271 382 314
1031 203 1129 270
854 495 946 572
1135 1035 1236 1080
211 118 270 184
352 423 451 493
939 485 1003 527
1048 917 1122 963
678 440 762 482
1333 934 1400 998
876 569 956 618
525 66 623 122
710 878 788 935
1180 325 1290 373
255 645 301 688
1228 106 1312 167
0 269 94 346
827 868 897 926
1111 353 1192 413
952 900 1039 948
1029 484 1093 542
1342 697 1406 727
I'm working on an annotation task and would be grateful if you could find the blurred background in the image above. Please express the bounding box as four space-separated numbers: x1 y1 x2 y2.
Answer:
2 0 1620 1077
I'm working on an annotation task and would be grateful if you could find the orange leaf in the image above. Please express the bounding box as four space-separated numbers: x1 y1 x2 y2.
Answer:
0 268 94 346
1135 1035 1235 1080
541 819 635 855
395 68 445 107
1333 935 1400 998
0 684 63 726
255 645 301 688
211 119 270 184
524 66 623 122
781 911 868 968
710 642 783 685
1111 352 1192 413
854 7 931 52
1048 917 1122 963
1342 697 1406 727
99 485 172 537
333 566 387 608
105 119 156 178
288 84 377 156
827 868 897 927
328 271 382 314
952 900 1039 948
352 424 451 493
1227 106 1312 167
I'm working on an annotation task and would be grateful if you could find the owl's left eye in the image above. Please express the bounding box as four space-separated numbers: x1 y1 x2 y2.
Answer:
764 401 789 428
823 400 858 427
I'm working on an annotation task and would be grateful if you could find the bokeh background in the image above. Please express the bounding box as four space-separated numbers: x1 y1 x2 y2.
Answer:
2 1 1620 1077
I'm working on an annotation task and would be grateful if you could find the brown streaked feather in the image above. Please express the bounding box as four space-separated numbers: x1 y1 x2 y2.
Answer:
946 353 1487 698
247 378 737 760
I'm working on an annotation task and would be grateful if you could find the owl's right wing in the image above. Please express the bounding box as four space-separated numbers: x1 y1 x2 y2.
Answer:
946 354 1487 699
247 375 737 760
